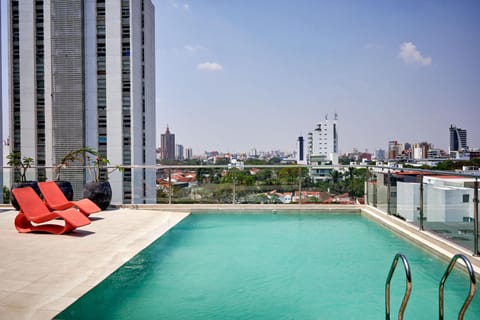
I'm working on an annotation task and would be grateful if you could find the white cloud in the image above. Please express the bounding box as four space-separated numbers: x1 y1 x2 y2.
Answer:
398 42 432 66
169 1 190 10
197 62 223 71
184 45 204 54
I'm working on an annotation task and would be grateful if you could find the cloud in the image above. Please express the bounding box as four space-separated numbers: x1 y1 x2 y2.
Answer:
169 1 190 10
398 42 432 66
184 45 205 54
197 62 224 71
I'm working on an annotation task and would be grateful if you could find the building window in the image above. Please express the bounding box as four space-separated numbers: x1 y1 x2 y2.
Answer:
463 194 469 203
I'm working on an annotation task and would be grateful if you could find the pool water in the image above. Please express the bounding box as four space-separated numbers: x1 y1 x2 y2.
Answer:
56 213 479 319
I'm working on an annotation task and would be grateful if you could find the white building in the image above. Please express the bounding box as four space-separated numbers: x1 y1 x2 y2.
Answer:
184 148 193 161
307 114 338 164
396 176 475 223
9 1 156 204
305 114 338 181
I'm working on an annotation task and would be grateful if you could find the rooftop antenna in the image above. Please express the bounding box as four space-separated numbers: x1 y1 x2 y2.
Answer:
334 111 338 120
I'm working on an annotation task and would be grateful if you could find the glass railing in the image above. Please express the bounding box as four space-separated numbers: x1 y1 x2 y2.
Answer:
1 163 479 255
366 166 479 255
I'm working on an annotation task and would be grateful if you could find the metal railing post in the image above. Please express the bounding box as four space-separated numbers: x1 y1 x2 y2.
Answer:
365 168 370 205
168 168 172 204
419 174 424 231
298 167 302 206
474 179 479 256
232 176 236 204
387 170 391 215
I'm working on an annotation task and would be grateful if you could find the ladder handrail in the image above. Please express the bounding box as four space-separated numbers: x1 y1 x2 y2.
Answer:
385 253 412 320
439 254 477 320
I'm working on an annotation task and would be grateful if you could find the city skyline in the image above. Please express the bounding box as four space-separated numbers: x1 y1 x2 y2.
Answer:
154 0 480 154
2 1 480 155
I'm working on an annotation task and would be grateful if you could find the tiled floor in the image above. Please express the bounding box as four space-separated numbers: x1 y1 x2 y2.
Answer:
0 208 190 320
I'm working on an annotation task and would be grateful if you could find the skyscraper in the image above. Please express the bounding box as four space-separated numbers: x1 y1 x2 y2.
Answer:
307 113 338 164
9 1 156 204
175 144 184 161
297 136 304 164
449 125 468 152
161 126 175 160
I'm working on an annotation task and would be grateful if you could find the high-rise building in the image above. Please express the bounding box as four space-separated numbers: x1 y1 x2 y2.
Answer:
449 125 468 152
175 144 184 161
307 113 338 164
388 141 404 160
412 142 431 160
9 1 156 204
296 136 305 164
184 148 193 160
161 126 175 160
374 149 386 162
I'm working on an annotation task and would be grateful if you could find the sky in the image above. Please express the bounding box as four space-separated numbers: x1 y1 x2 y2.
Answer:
2 1 480 156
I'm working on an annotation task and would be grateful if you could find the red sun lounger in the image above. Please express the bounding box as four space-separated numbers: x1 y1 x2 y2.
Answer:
38 181 101 216
12 186 91 234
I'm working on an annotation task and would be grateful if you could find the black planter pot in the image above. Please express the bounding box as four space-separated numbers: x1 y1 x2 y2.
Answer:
55 180 74 201
11 181 40 210
83 181 112 210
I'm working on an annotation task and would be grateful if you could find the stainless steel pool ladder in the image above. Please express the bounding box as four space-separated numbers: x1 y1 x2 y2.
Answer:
439 254 477 320
385 253 477 320
385 253 412 320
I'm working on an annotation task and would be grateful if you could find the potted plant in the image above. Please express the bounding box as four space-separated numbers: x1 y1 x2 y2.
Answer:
7 151 39 210
54 147 95 201
80 148 123 210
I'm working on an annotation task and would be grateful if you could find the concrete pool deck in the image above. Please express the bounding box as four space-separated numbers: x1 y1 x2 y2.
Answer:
0 204 478 319
0 207 190 320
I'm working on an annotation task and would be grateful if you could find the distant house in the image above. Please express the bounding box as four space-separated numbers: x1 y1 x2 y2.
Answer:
292 191 331 203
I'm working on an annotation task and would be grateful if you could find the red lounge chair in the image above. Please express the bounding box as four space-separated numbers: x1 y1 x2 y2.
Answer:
38 181 101 216
12 187 91 234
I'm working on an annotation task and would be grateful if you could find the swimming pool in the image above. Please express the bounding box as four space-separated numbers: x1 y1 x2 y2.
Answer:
55 212 479 319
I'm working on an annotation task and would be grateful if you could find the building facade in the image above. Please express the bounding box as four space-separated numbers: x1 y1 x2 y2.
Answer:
449 125 468 152
184 148 193 160
175 144 184 161
307 113 338 164
296 136 305 164
160 126 175 160
9 0 156 204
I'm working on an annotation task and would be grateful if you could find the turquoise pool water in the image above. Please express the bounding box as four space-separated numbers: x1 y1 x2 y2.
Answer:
56 213 479 319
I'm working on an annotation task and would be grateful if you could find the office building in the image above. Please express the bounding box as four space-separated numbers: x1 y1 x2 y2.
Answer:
160 126 175 160
297 136 305 164
374 149 386 162
449 125 468 152
175 144 184 161
9 0 156 204
184 148 193 160
307 113 338 164
388 141 404 160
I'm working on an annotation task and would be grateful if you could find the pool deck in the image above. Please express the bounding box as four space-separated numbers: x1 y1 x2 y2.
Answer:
0 204 478 319
0 207 190 320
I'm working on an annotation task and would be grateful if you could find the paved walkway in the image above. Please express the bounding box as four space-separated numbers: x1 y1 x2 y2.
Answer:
0 208 190 320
